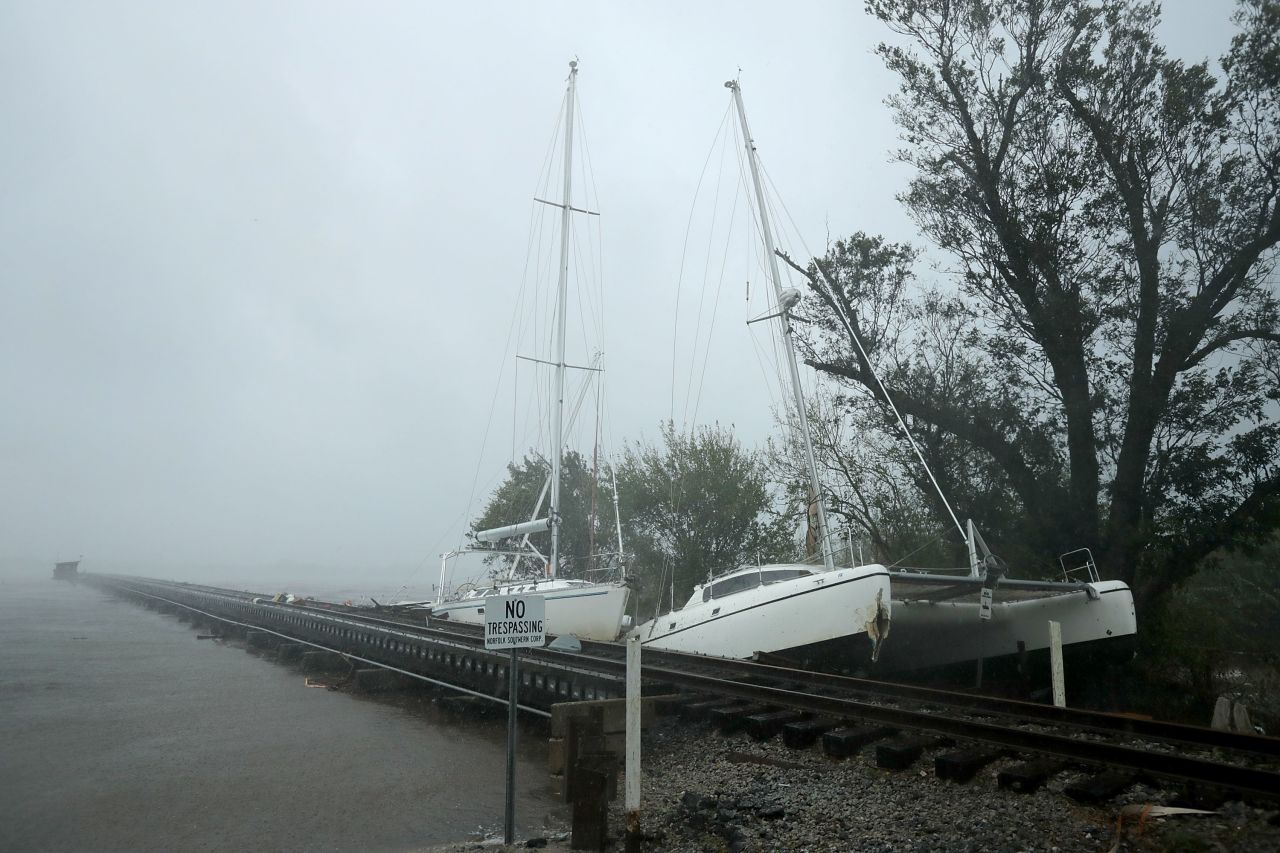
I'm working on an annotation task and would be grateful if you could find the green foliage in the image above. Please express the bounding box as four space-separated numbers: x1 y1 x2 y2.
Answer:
617 422 796 615
1143 534 1280 722
471 450 619 581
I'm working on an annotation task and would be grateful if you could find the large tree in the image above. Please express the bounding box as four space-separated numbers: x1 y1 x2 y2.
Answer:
470 450 620 581
795 0 1280 612
617 422 796 615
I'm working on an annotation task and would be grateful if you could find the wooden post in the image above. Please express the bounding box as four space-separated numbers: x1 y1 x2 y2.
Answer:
1048 620 1066 708
569 709 611 851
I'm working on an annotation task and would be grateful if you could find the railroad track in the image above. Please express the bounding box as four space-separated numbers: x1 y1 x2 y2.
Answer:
91 574 1280 803
393 620 1280 801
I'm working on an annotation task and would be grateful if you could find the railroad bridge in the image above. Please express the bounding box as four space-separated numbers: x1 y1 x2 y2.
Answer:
82 573 1280 808
84 574 632 717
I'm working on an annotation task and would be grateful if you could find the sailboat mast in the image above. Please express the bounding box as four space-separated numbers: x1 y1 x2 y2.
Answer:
548 60 578 579
726 79 835 573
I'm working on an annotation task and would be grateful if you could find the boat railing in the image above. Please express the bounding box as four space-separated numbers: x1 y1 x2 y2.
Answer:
1058 548 1101 584
888 565 972 575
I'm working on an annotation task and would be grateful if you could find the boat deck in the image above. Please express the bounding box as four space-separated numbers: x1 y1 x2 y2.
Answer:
888 571 1099 604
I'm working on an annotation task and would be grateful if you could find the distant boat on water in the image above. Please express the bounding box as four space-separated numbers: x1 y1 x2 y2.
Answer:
52 560 81 581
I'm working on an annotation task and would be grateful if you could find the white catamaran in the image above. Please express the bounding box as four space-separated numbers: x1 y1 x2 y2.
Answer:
877 522 1137 676
634 78 892 668
429 62 629 642
780 168 1138 682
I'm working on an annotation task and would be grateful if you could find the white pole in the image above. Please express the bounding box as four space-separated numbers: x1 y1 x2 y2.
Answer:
967 519 982 578
1048 620 1066 708
548 61 578 580
435 552 453 606
610 463 626 578
625 634 641 838
726 79 834 573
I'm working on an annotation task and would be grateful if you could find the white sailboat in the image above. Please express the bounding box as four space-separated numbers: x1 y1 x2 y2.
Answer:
429 62 629 642
635 78 892 668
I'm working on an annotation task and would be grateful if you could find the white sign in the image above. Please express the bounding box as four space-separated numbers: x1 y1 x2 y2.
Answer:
484 594 546 650
978 586 994 621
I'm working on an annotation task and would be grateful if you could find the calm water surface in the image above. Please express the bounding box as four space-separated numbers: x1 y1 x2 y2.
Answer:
0 576 562 852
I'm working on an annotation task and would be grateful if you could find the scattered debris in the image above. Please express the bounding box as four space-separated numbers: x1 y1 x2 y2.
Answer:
1211 695 1259 734
1108 803 1217 852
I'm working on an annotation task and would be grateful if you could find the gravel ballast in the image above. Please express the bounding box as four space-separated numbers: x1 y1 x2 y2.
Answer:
604 718 1280 853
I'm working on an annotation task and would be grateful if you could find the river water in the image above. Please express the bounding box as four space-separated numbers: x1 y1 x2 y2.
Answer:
0 576 563 852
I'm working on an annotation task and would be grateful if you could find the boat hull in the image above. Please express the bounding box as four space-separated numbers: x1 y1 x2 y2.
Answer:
433 582 630 642
874 579 1136 674
637 567 891 666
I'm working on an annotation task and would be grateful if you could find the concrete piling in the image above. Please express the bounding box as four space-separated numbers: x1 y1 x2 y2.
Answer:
275 643 304 663
245 631 275 650
300 651 347 674
352 668 415 693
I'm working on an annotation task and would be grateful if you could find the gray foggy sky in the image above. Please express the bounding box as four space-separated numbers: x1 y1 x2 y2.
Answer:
0 1 1239 593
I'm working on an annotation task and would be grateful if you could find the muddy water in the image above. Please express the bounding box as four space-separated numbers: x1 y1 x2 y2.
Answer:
0 577 563 852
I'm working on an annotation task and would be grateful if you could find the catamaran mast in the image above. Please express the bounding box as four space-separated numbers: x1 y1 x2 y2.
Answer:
726 78 835 573
548 60 578 579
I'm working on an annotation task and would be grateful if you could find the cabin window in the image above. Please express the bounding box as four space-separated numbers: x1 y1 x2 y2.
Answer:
761 568 812 584
703 567 815 601
707 573 757 599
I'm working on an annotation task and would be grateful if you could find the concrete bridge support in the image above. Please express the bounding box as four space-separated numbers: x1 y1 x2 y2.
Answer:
352 668 416 693
301 651 348 674
246 631 276 650
275 643 304 663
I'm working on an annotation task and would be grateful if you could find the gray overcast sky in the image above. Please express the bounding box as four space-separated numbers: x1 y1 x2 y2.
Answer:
0 1 1239 593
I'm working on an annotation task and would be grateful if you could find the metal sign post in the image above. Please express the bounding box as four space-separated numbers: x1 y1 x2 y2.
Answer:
505 645 518 841
484 594 546 845
624 634 642 849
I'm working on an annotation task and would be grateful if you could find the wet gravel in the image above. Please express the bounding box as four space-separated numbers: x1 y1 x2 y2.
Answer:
606 719 1280 853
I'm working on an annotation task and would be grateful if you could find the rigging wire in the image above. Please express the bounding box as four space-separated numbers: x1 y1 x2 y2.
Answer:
688 177 744 428
574 88 608 346
670 105 733 426
680 113 734 427
423 82 578 599
758 160 968 542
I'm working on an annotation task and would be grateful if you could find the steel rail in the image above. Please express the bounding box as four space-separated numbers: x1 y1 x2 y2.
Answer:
608 644 1280 758
392 618 1280 760
603 662 1280 801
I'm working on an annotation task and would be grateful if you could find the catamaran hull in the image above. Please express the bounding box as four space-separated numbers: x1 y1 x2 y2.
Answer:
432 583 630 642
874 580 1136 674
638 568 890 665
